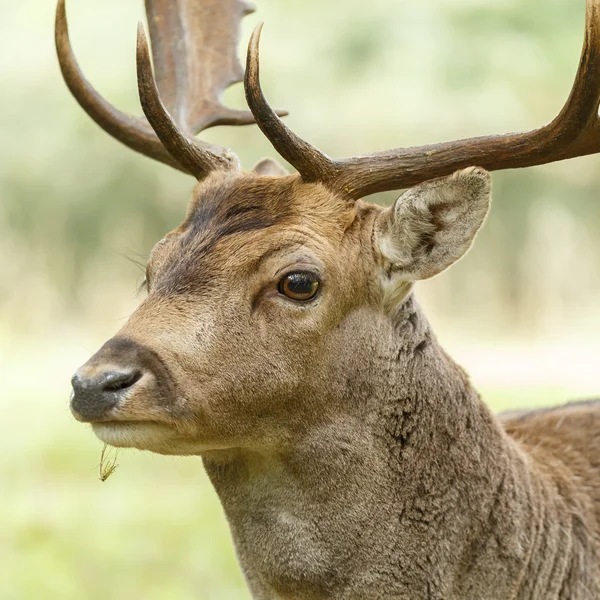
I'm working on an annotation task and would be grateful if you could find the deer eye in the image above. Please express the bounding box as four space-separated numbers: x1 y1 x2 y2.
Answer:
278 272 320 302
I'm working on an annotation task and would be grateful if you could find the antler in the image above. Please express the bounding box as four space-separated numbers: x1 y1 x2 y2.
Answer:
245 0 600 198
55 0 287 178
245 23 336 182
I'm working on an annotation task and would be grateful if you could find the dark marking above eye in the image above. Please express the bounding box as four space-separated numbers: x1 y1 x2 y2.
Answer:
223 203 265 220
152 177 296 296
187 184 288 248
216 215 275 239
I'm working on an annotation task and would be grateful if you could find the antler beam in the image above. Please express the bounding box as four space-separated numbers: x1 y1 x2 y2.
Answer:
245 0 600 198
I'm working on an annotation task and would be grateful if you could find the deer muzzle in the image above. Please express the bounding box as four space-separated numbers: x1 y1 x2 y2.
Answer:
70 336 171 423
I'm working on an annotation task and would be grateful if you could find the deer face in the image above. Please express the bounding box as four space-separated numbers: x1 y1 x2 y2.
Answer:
71 171 365 454
70 167 490 455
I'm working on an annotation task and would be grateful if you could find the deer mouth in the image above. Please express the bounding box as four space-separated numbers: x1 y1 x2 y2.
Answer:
92 419 160 426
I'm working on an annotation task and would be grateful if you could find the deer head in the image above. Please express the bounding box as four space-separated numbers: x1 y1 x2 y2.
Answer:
59 0 600 456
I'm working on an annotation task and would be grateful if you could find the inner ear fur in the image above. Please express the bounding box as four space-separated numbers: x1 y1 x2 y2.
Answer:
376 167 491 282
252 157 288 176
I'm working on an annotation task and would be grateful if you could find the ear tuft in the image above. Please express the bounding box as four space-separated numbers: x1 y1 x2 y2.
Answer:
252 157 288 176
377 167 491 282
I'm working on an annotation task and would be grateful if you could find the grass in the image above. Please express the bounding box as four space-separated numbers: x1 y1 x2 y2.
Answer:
3 425 249 600
2 335 597 599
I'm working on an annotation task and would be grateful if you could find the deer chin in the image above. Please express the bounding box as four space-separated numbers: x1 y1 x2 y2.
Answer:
90 420 199 455
92 420 165 447
90 415 219 455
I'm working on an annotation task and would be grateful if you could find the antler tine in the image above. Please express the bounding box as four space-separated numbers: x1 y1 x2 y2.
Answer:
245 24 336 182
55 0 184 172
553 0 600 154
136 25 237 179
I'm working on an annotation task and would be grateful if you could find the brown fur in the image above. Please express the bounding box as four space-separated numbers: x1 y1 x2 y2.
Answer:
72 168 600 599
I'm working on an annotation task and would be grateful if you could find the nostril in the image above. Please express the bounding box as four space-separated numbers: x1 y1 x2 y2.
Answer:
101 370 143 393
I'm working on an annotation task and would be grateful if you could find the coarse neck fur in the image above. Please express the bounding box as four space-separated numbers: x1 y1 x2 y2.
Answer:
204 295 600 599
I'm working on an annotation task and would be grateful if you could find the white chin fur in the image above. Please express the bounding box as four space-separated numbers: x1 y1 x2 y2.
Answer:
91 422 208 455
92 422 171 451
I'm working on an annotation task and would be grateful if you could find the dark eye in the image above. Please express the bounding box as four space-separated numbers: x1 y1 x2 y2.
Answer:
278 272 320 302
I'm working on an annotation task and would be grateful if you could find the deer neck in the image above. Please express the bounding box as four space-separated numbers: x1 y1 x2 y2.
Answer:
202 295 540 599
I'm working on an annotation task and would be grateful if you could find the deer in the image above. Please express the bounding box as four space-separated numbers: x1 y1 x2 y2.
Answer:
56 0 600 597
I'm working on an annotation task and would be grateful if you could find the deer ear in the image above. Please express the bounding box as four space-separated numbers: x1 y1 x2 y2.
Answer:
252 157 288 176
376 167 491 282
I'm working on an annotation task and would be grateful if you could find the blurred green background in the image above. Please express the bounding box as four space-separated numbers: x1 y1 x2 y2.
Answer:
1 0 599 598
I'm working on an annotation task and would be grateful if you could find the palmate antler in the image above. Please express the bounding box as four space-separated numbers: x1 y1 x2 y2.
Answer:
55 0 287 179
245 0 600 198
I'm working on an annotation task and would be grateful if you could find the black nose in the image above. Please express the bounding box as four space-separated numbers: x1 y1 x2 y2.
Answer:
71 368 142 422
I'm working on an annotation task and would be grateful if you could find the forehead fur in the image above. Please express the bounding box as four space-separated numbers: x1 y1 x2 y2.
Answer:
184 172 296 238
184 171 354 231
149 171 356 295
